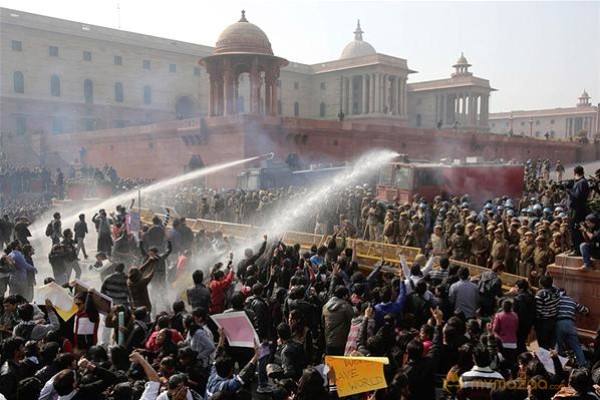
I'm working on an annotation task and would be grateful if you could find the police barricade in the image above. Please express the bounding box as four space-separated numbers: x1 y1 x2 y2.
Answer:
280 231 327 250
446 259 537 292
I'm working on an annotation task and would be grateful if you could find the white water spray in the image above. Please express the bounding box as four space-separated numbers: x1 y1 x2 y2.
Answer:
217 149 399 265
28 155 271 269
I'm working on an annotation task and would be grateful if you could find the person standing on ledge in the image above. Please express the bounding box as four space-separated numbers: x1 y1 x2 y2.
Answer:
567 166 589 256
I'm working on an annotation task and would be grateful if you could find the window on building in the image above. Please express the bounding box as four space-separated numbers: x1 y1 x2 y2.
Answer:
319 102 326 117
84 118 96 131
169 64 176 73
49 46 59 57
294 101 299 116
15 115 26 135
143 60 150 69
550 130 555 138
277 80 281 87
520 121 525 126
293 82 299 90
416 114 422 127
114 120 127 128
143 86 152 105
491 123 495 127
50 75 60 97
11 40 22 51
550 119 555 124
277 100 282 115
84 79 93 104
417 98 423 106
238 97 245 113
535 131 540 137
83 51 92 61
193 67 201 76
114 55 122 65
536 120 540 125
52 116 64 134
114 82 124 102
320 82 326 90
13 71 24 93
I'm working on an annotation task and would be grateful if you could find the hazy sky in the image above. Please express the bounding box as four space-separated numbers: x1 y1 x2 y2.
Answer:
1 0 599 112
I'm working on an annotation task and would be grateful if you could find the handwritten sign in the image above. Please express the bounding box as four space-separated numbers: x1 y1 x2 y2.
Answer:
325 356 389 397
211 311 258 348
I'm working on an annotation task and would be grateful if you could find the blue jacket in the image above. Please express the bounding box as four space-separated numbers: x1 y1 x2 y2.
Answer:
205 357 256 399
8 250 36 282
374 280 407 329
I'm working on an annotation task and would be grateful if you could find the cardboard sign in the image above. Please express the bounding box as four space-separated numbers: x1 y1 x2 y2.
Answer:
325 356 389 397
72 279 113 315
535 347 568 375
34 282 78 321
211 311 258 348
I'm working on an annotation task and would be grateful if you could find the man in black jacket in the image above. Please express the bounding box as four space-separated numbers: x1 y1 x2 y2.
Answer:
139 239 172 311
567 165 590 255
236 235 267 281
400 307 444 400
511 279 536 354
0 337 25 400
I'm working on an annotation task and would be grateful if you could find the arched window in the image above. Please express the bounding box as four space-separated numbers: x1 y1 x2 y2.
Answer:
277 101 282 115
13 71 24 93
294 101 299 117
143 86 152 105
50 75 60 97
114 82 124 102
237 96 245 113
84 79 93 104
319 102 326 117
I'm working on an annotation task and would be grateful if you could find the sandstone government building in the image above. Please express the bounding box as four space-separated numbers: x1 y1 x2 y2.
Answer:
1 8 598 182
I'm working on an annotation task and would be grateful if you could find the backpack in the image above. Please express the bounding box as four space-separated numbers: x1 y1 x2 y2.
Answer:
45 221 53 237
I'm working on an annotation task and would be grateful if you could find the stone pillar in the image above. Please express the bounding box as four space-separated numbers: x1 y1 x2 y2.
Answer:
264 80 271 115
396 76 401 115
383 74 388 114
249 59 260 114
223 58 235 116
208 76 217 116
362 74 368 114
270 76 278 116
373 72 381 113
370 73 375 113
440 94 448 126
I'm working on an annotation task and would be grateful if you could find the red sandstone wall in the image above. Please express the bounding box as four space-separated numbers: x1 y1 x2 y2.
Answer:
33 115 600 190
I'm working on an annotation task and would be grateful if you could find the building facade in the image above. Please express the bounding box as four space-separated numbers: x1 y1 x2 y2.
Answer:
1 8 498 165
489 91 600 140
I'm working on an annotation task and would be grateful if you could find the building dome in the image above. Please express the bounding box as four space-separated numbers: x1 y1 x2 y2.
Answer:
453 52 471 67
340 20 376 59
213 11 273 56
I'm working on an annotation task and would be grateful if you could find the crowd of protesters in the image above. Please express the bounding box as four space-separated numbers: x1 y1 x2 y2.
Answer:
0 162 599 400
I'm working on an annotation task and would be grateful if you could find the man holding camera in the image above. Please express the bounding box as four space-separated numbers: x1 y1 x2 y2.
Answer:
580 214 600 271
567 166 590 256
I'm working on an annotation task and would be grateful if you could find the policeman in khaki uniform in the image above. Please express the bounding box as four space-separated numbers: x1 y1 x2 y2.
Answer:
489 228 508 267
397 212 410 244
383 210 397 244
448 223 470 262
549 232 568 257
518 231 536 277
469 225 490 267
504 221 521 274
533 235 553 277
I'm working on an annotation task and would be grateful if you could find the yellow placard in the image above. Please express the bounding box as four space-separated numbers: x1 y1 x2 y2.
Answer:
325 356 389 397
55 304 78 321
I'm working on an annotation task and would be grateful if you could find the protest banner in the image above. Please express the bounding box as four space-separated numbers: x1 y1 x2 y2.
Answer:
211 311 258 348
72 279 113 315
34 282 78 321
325 356 389 397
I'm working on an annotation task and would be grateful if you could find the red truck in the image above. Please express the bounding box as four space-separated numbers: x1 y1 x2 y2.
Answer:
376 161 524 204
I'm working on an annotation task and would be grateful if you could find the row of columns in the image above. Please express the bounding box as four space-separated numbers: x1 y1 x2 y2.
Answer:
341 73 407 116
207 58 280 117
566 116 596 137
434 92 489 127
